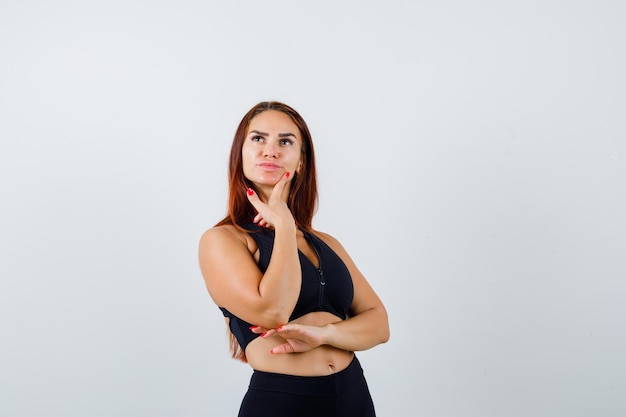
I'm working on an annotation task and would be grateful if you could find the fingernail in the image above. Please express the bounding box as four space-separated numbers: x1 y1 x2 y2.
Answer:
249 326 258 330
247 188 254 196
260 332 267 338
285 172 290 178
276 326 283 332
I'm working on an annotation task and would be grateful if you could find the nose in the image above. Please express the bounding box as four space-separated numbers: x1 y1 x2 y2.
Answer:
263 142 278 158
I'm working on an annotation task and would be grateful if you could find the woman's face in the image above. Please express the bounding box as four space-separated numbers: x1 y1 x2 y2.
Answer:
242 110 303 192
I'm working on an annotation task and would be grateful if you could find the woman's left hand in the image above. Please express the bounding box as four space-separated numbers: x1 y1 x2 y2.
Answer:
250 324 328 354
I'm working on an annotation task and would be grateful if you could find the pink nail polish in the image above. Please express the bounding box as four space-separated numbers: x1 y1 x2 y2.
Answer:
285 172 290 178
276 326 283 332
247 188 254 196
249 326 258 330
260 332 267 338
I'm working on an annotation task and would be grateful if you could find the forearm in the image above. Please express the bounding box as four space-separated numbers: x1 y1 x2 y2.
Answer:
323 306 390 351
257 224 301 326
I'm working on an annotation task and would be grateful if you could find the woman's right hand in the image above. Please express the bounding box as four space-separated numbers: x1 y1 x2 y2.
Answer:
246 172 295 230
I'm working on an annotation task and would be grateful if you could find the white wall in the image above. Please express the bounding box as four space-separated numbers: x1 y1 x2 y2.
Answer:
1 1 624 416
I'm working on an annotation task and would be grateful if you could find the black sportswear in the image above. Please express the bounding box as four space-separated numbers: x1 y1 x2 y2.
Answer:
220 223 354 351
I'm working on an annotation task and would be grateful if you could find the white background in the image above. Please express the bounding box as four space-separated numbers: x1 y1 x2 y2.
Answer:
1 1 625 416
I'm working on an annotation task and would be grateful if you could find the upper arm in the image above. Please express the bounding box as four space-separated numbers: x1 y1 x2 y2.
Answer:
198 226 266 323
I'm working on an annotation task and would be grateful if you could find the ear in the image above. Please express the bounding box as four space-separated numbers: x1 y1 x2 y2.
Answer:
296 159 303 174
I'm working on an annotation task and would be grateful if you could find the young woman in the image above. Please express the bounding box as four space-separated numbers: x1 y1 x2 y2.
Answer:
198 101 389 417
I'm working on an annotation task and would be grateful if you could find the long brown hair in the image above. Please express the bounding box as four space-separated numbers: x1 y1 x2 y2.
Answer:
215 101 318 361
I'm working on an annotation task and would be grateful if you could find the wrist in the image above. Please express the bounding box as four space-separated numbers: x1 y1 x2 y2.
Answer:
321 322 335 346
273 218 296 234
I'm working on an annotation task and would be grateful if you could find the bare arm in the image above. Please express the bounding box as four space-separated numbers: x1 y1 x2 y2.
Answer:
198 174 301 328
257 232 390 353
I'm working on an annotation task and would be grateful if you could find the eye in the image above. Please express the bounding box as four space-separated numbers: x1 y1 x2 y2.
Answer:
251 135 264 142
279 138 294 146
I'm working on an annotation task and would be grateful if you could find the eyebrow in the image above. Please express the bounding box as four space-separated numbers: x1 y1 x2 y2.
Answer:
249 130 297 139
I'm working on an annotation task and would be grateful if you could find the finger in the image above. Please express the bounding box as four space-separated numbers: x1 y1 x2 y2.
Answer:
270 343 295 355
275 324 298 336
269 171 291 202
275 326 298 342
260 328 279 338
248 325 267 334
246 187 264 213
253 213 263 224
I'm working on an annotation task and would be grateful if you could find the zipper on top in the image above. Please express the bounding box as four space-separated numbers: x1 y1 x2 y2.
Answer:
304 230 325 308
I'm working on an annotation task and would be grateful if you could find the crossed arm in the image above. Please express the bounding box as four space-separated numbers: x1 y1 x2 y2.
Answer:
198 175 389 355
250 231 390 354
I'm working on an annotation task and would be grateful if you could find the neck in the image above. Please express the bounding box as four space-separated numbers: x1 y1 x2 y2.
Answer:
255 186 272 203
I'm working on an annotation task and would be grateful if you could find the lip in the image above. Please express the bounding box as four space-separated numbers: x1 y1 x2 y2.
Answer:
257 162 281 171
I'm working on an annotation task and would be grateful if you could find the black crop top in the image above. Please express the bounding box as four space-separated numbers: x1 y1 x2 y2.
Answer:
220 223 354 352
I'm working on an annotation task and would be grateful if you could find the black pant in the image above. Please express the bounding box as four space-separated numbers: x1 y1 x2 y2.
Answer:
238 356 376 417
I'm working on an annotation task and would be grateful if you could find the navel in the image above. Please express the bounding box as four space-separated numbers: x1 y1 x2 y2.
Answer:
327 363 336 374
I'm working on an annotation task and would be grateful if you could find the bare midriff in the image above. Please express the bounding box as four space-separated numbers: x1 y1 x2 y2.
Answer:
245 311 354 376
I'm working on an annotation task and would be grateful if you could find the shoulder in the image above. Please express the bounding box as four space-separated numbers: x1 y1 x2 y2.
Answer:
198 224 263 280
200 224 244 243
199 224 252 253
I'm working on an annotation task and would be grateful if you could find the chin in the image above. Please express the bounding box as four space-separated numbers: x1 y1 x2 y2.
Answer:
249 174 281 186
